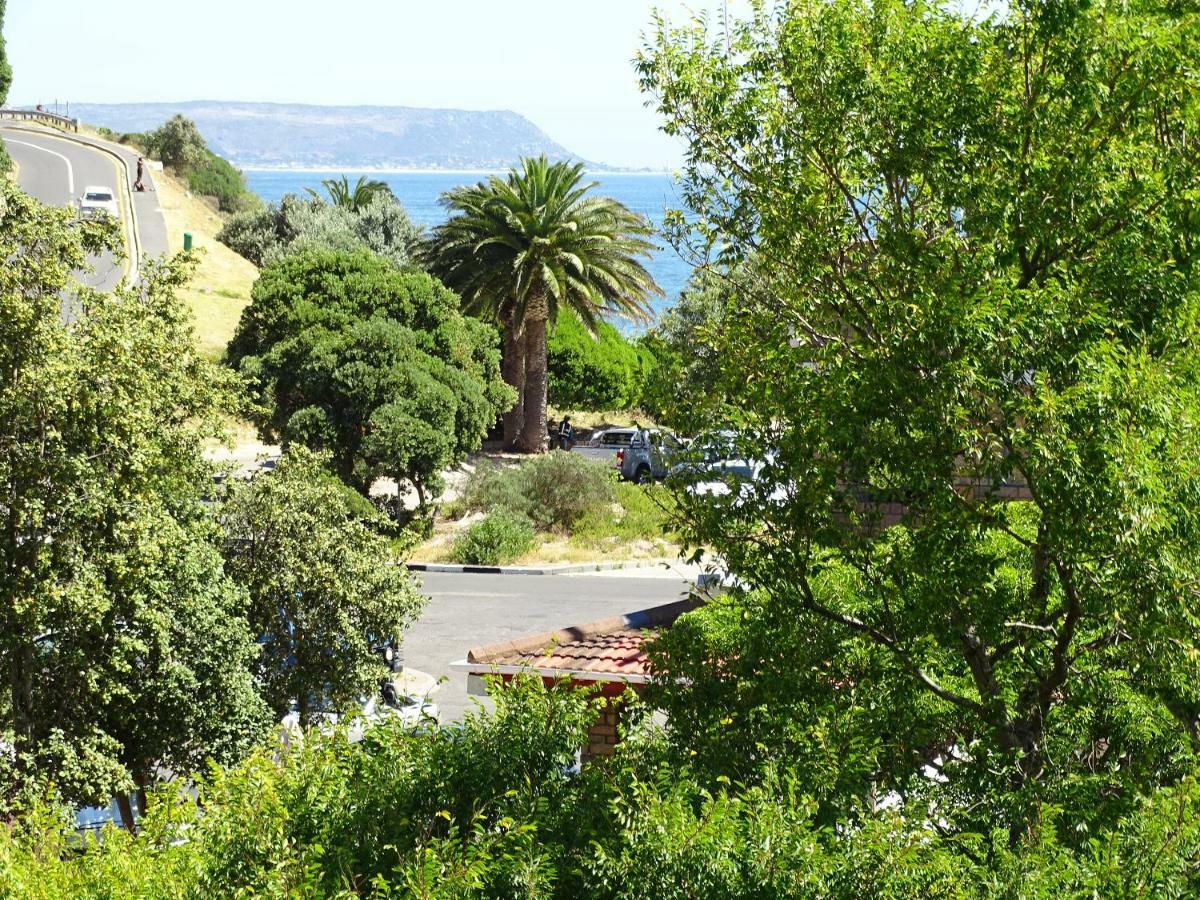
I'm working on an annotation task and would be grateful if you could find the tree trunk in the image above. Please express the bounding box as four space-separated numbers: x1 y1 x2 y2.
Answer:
117 792 137 834
501 321 526 450
517 298 549 454
135 769 149 821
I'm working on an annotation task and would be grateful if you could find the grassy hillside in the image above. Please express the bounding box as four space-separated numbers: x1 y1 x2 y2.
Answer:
152 167 257 359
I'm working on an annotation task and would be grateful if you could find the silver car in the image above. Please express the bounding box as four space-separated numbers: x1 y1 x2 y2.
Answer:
616 428 685 483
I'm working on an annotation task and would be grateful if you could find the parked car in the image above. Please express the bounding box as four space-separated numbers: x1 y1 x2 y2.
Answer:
616 428 685 483
571 426 639 463
77 185 119 220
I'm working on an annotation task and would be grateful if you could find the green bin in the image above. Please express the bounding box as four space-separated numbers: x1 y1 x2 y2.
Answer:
183 232 193 251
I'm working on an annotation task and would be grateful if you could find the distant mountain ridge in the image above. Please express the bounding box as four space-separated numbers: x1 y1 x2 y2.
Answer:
70 101 605 171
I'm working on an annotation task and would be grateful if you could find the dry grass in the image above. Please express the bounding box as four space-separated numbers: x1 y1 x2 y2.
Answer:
152 168 258 360
546 408 659 433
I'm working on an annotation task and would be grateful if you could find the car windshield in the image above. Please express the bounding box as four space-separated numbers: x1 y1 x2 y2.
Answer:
84 192 112 202
601 432 634 446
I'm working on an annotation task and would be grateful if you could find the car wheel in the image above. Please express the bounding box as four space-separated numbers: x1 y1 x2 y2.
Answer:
635 466 652 484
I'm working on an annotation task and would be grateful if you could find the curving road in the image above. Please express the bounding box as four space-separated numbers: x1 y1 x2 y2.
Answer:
2 125 169 293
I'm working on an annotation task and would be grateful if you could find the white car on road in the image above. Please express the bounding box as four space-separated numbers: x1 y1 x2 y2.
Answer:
78 185 119 220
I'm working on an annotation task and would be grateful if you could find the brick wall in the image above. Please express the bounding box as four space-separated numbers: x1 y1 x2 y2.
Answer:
582 698 623 764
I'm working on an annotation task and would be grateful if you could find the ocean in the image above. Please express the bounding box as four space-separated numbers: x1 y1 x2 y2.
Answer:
242 170 694 323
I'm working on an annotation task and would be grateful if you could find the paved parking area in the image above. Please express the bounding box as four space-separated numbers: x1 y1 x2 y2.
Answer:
403 567 698 720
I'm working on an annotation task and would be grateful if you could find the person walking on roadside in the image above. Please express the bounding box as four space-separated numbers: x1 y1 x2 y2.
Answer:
556 416 576 451
134 157 146 192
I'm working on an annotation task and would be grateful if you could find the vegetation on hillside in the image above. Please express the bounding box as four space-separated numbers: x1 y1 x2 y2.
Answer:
425 156 661 452
7 0 1200 893
217 189 421 269
103 115 255 213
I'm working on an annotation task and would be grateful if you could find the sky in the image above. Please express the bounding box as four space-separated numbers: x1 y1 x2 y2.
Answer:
5 1 742 169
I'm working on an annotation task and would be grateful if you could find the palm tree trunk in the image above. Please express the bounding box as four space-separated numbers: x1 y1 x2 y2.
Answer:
501 321 526 450
517 297 549 453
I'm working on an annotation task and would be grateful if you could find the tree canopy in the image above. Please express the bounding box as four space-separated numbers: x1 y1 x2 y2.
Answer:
425 156 661 451
306 174 394 211
0 180 267 813
217 190 422 269
227 249 512 506
642 0 1200 840
220 449 424 726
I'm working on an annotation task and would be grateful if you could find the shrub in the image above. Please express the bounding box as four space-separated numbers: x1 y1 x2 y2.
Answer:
142 114 207 170
186 151 254 213
547 310 655 411
572 481 674 546
458 452 615 532
518 451 616 530
217 192 420 269
452 509 535 565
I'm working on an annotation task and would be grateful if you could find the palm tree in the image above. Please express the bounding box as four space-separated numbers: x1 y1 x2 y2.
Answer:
425 157 662 452
306 174 393 212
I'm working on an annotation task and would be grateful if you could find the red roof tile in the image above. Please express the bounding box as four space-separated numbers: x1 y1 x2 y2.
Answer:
462 597 702 683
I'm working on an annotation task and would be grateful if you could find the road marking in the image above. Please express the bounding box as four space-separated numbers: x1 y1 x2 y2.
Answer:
6 137 74 195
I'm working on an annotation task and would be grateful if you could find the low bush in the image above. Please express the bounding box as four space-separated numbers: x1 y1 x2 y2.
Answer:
458 452 615 532
217 192 420 269
452 509 536 565
572 481 674 546
186 151 255 213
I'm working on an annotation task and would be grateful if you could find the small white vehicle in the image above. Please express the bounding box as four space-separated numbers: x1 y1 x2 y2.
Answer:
78 185 119 220
280 686 439 744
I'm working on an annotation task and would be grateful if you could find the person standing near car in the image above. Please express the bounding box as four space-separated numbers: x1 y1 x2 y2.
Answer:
557 416 576 451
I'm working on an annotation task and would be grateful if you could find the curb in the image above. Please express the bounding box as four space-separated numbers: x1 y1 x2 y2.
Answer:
3 124 142 283
406 558 684 576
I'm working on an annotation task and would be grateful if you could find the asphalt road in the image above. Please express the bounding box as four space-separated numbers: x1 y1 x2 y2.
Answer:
404 569 698 721
2 125 168 295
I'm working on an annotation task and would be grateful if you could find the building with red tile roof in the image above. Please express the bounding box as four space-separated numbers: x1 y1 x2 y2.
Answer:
454 596 703 760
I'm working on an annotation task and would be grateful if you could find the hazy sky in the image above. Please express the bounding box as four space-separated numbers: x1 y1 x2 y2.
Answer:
6 1 741 169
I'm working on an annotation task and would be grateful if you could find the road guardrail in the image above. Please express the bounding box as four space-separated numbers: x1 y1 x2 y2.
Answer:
0 108 79 132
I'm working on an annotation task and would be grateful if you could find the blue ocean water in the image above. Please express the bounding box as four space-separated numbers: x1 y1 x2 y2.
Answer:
242 170 693 323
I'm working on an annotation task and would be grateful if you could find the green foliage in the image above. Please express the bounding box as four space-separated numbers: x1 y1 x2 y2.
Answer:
9 678 1200 895
139 115 252 211
0 0 12 108
571 480 673 547
217 190 421 268
638 265 734 429
425 156 663 451
641 0 1200 842
459 452 616 532
228 249 512 508
306 174 393 211
141 114 207 170
220 448 424 726
186 149 254 213
452 509 536 565
547 308 655 411
0 180 266 810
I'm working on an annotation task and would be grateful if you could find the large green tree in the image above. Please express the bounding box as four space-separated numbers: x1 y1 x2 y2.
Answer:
220 449 425 727
641 0 1200 840
0 180 267 815
227 249 511 507
425 157 661 452
0 0 12 107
